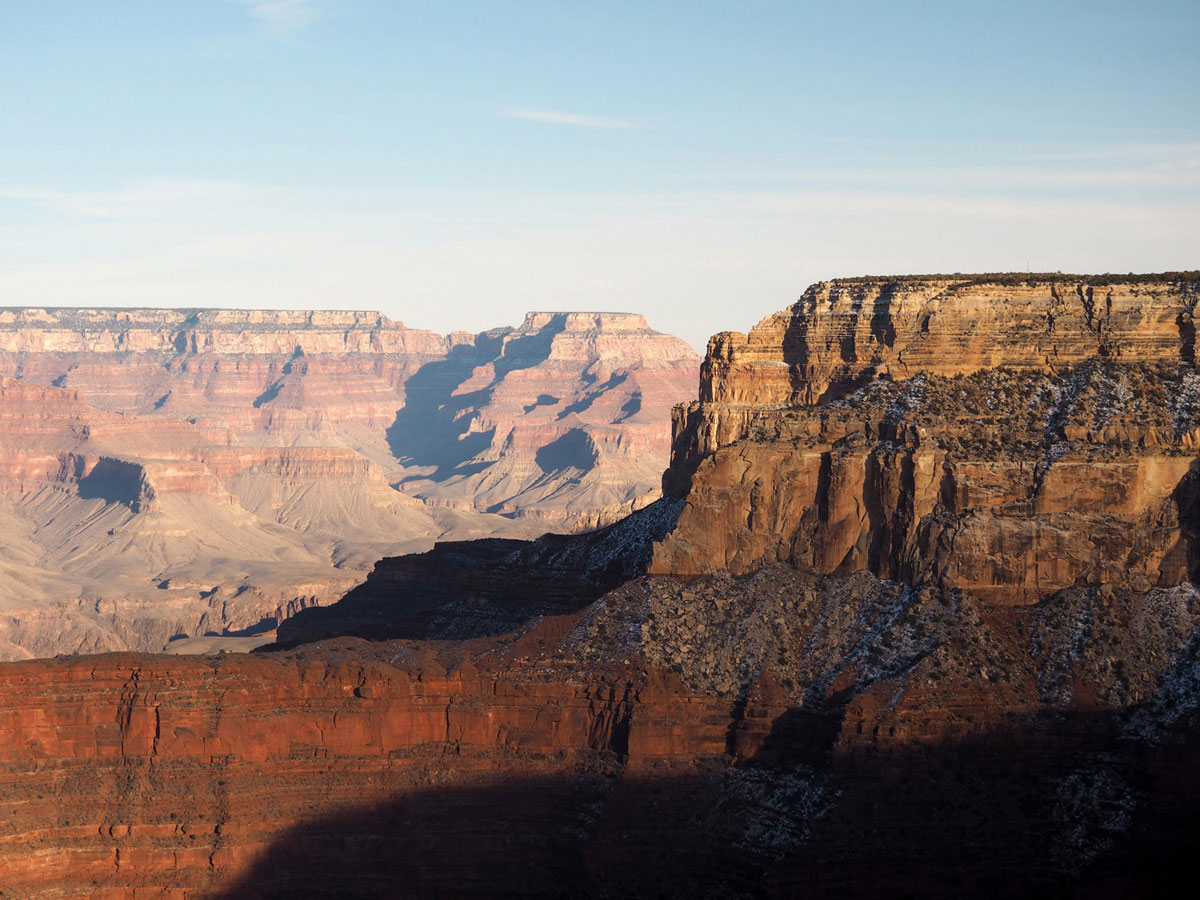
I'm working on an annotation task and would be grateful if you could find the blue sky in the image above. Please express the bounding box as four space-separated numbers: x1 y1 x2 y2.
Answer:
1 0 1197 349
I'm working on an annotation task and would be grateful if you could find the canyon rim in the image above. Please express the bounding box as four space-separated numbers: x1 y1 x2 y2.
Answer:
8 1 1196 895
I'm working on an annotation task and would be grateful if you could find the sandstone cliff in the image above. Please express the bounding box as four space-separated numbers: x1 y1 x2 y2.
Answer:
696 274 1198 410
655 274 1200 603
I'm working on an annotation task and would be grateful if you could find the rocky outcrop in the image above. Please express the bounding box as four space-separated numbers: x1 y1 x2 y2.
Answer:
668 274 1200 492
655 274 1200 604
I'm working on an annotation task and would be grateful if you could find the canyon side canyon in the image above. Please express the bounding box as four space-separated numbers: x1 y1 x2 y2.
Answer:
0 309 698 659
3 274 1200 897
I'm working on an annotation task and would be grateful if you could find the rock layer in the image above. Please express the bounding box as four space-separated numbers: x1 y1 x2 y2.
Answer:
2 566 1200 897
700 275 1199 408
0 637 734 898
655 275 1200 604
0 308 697 658
4 275 1200 896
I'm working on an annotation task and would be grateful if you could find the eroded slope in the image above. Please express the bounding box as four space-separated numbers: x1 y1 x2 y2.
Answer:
0 308 697 658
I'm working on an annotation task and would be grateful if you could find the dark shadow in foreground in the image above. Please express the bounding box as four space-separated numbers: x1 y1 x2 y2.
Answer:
207 705 1200 900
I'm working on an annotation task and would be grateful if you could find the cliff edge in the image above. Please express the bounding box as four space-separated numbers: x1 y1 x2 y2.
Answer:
655 273 1200 604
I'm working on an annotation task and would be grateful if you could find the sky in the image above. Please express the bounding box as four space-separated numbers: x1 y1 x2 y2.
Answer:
1 1 1197 350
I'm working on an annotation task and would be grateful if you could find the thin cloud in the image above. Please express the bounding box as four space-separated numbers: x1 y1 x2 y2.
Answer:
229 0 320 33
504 108 640 130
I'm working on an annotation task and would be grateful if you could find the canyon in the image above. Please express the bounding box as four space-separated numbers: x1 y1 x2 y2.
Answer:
0 308 698 659
2 273 1200 897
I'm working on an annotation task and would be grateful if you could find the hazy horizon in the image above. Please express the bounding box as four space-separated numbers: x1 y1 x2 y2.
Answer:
2 0 1197 351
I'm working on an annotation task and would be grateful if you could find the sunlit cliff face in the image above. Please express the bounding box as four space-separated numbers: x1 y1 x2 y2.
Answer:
657 276 1200 596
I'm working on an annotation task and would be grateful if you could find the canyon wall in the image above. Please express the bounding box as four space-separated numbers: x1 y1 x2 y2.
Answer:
388 311 697 527
0 307 697 658
2 566 1200 897
655 275 1200 603
0 643 732 897
4 275 1200 896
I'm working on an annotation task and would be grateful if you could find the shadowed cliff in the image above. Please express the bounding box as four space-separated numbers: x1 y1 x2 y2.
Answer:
203 714 1200 900
272 498 685 646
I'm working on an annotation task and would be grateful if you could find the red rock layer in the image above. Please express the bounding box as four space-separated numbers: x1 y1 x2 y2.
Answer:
0 642 732 897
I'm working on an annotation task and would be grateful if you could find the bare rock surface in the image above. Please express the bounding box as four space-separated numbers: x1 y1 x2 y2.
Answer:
0 308 696 658
4 275 1200 896
275 498 685 646
656 274 1200 604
